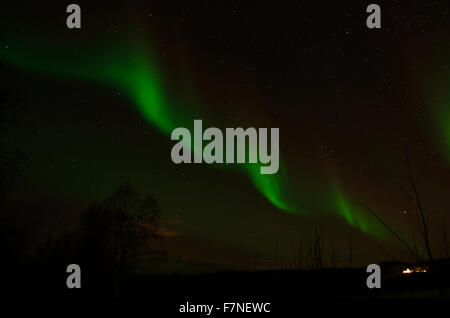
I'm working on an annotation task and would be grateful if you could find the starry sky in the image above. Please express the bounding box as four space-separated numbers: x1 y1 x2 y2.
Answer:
2 0 450 271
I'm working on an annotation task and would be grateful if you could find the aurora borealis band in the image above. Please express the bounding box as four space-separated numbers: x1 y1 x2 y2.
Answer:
0 33 391 237
0 37 291 206
3 1 450 269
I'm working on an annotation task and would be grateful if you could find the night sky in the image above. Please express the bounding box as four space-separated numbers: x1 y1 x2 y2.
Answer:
2 1 450 271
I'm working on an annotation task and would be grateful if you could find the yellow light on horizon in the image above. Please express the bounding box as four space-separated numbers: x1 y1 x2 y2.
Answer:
402 268 413 274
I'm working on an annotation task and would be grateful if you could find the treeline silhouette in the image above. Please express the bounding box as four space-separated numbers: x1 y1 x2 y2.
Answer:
1 183 164 298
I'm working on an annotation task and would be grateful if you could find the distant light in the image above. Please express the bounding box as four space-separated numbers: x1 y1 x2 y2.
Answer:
402 268 413 274
402 267 427 274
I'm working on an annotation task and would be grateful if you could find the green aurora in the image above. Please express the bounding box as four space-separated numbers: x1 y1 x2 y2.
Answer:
427 52 450 167
0 35 387 238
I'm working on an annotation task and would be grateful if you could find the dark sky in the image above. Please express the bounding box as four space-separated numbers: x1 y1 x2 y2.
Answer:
2 1 450 271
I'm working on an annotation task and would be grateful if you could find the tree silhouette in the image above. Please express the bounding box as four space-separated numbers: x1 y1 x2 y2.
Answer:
80 184 163 274
402 147 433 261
